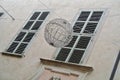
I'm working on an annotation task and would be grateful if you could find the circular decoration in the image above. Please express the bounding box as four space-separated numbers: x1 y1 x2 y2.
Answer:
44 18 73 47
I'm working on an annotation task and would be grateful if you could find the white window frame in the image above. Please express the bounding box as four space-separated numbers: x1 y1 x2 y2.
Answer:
3 10 51 57
54 9 107 64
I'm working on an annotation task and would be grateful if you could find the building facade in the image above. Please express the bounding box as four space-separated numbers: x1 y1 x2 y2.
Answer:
0 0 120 80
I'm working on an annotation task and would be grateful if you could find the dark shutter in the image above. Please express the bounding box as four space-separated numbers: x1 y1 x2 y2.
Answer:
30 12 41 20
38 12 49 20
31 21 43 30
56 48 71 61
7 42 19 53
77 11 90 21
15 32 26 41
89 11 103 21
65 36 78 47
23 32 35 42
23 21 34 30
73 22 85 33
68 50 84 63
15 43 28 54
84 23 98 33
76 36 91 49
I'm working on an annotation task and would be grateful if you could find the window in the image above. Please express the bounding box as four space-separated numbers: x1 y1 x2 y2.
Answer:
4 11 50 56
0 12 4 17
55 10 104 64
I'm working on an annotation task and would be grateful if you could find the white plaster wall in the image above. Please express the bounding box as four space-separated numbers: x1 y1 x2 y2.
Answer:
0 0 120 80
84 0 120 80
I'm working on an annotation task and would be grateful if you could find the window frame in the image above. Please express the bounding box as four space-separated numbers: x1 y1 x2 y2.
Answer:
3 10 50 57
54 9 107 64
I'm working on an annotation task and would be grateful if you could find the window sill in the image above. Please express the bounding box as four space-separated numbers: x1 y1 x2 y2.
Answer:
40 58 93 73
2 52 24 58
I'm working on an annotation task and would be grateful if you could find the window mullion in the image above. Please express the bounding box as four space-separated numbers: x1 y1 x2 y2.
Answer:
81 11 93 34
29 12 41 30
12 31 28 53
65 35 80 62
79 37 92 64
27 20 36 30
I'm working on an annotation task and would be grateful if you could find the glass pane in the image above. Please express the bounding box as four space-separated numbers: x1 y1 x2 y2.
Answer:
30 12 41 20
31 21 43 30
23 32 35 42
23 21 34 30
83 23 98 33
68 50 84 63
77 11 90 21
38 12 49 20
15 43 28 54
73 22 85 33
76 36 91 49
56 48 71 61
65 36 78 47
6 42 19 53
15 32 26 41
89 11 103 21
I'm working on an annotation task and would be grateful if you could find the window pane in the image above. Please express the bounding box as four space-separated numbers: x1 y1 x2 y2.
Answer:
76 36 91 49
6 42 19 53
38 12 49 20
31 21 43 30
15 43 28 54
56 48 71 61
73 22 85 33
77 11 90 21
15 32 26 41
89 11 103 21
83 23 98 33
23 32 35 42
23 21 34 30
30 12 41 20
0 13 3 17
65 36 78 47
68 50 84 63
